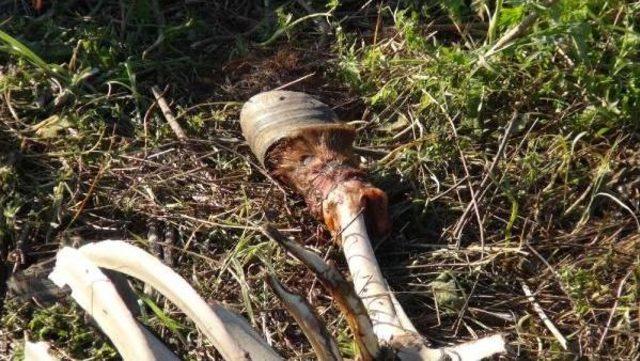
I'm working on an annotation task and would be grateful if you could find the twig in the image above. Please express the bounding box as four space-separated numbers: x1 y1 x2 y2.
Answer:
142 0 166 59
144 221 160 296
453 275 480 336
596 269 634 352
440 108 484 249
163 226 175 267
142 96 158 157
594 192 640 232
452 110 518 240
65 163 108 231
295 0 331 34
273 72 316 91
148 221 162 259
372 3 382 45
151 86 187 141
521 282 568 350
526 244 596 322
8 223 30 273
4 91 21 123
258 12 331 47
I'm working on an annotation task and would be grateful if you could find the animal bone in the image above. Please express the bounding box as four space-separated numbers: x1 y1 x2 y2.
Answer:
24 339 58 361
266 273 342 361
48 247 178 361
262 224 380 361
78 240 281 361
241 91 506 360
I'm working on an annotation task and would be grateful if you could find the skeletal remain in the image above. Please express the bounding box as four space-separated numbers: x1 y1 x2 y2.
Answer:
266 273 342 361
38 227 503 360
209 301 283 360
77 240 280 361
262 224 380 361
24 339 58 361
241 91 507 360
26 91 506 361
41 241 288 361
48 247 179 361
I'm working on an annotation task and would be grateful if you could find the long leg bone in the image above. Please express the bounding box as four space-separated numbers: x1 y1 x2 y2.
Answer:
241 91 507 360
325 188 507 360
264 220 508 360
78 240 281 361
48 247 179 361
325 184 407 341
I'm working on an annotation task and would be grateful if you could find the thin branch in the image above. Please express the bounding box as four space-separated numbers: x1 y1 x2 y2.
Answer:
151 86 187 141
521 282 568 350
452 110 518 241
594 192 640 232
484 0 560 59
295 0 331 34
440 109 484 249
596 269 634 352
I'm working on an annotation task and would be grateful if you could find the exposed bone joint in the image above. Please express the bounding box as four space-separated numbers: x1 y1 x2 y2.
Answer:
241 91 507 360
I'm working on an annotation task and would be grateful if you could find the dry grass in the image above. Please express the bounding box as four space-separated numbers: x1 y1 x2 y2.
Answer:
0 0 638 360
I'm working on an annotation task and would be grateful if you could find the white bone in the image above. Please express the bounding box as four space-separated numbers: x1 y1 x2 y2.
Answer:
48 247 178 361
24 339 58 361
78 240 281 361
329 185 506 360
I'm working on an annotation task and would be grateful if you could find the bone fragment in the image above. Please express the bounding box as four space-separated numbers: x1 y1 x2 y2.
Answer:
267 274 342 361
262 224 379 360
24 339 58 361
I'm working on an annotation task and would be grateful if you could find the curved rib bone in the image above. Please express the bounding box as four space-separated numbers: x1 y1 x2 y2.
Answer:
78 240 281 361
266 274 342 361
261 224 380 361
48 247 178 361
209 301 283 360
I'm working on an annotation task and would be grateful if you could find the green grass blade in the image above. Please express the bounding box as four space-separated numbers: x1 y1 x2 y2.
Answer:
0 29 50 71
